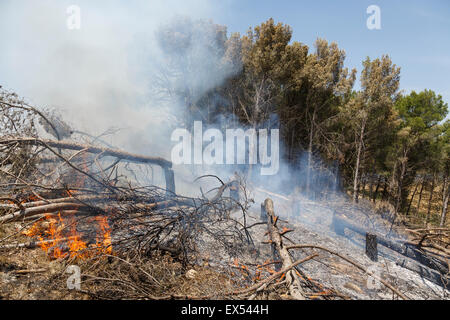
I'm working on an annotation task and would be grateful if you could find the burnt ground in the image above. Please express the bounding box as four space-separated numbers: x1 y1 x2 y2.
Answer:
248 191 448 299
199 189 449 300
1 189 448 300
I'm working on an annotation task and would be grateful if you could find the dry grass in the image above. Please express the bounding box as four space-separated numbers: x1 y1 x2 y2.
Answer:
0 220 246 300
406 183 448 227
356 183 448 228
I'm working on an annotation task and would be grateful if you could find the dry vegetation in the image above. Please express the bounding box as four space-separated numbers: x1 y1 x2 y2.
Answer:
0 88 448 300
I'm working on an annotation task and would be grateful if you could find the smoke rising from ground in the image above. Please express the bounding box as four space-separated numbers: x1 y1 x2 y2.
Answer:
1 1 354 223
0 0 224 157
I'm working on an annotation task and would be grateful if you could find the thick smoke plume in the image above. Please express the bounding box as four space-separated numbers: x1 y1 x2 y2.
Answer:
0 1 371 234
0 0 225 156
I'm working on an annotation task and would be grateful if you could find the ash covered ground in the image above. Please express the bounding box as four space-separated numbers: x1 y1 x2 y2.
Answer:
199 187 449 300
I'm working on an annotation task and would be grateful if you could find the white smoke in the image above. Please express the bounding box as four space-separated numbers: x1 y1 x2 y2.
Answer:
0 0 227 158
0 1 363 223
0 1 402 247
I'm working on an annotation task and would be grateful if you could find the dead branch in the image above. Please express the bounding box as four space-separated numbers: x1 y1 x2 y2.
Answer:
332 213 449 276
230 254 318 296
262 198 306 300
13 268 47 274
0 202 89 223
285 244 409 300
0 137 172 168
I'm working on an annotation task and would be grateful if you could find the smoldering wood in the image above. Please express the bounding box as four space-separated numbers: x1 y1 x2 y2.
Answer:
0 237 74 250
164 168 176 196
332 214 449 288
0 202 90 223
365 233 378 262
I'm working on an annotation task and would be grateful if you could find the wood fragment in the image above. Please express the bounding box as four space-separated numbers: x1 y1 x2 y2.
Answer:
263 198 306 300
0 202 88 223
13 269 47 274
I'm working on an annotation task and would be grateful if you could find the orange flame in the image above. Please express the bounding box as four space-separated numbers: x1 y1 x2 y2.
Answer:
95 216 112 254
23 211 113 260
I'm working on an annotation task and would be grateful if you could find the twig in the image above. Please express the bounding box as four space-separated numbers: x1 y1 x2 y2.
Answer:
285 244 409 300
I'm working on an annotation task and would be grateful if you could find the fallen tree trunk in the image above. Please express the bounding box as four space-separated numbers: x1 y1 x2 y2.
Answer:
0 237 73 250
263 198 306 300
0 137 176 194
331 213 449 285
0 137 172 168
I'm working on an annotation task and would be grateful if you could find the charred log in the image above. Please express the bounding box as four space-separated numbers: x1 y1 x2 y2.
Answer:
332 214 449 288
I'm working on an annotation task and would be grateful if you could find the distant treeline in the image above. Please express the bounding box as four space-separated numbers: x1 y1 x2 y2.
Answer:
154 18 449 226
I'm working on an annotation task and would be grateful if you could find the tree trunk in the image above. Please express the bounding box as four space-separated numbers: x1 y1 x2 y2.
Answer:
381 178 388 202
440 171 449 227
406 178 420 216
373 175 382 203
426 173 436 226
353 121 366 203
246 123 257 181
289 128 295 162
361 174 367 199
417 177 426 212
306 110 316 197
395 156 408 214
333 160 340 193
369 171 375 201
440 190 449 227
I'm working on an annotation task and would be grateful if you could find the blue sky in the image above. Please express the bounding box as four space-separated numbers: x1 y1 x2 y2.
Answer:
211 0 450 115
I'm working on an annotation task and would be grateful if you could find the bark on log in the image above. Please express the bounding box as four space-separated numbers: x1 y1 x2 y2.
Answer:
0 137 172 168
365 233 378 262
10 194 114 209
164 168 176 196
0 202 87 223
263 198 306 300
332 214 449 285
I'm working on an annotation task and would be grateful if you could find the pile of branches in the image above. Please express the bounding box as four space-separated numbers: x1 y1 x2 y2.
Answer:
405 227 450 254
0 91 257 298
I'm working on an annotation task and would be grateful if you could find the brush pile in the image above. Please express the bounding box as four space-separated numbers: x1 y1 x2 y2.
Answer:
0 92 258 299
